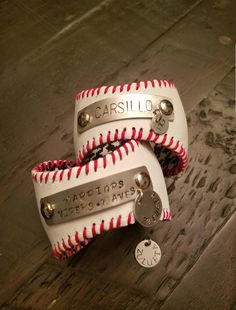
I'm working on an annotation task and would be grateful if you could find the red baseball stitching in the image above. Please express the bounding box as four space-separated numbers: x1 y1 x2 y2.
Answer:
32 140 172 259
33 80 182 259
77 129 188 177
32 140 139 184
75 79 188 176
52 209 171 260
75 79 176 101
52 213 135 259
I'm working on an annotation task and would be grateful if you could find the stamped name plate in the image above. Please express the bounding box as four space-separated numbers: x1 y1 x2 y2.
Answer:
40 166 153 225
77 94 174 134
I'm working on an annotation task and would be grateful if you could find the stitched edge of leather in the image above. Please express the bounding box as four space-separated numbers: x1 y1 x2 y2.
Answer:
32 140 171 259
32 140 139 183
77 130 188 177
75 80 187 176
75 79 176 101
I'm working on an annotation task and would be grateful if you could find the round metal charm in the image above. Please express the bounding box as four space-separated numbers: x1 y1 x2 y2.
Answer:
135 239 161 268
134 190 162 227
151 111 169 134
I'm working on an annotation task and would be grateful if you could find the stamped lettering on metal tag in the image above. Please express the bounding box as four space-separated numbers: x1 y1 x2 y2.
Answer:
151 110 169 134
40 166 153 225
135 238 161 268
77 94 174 133
134 190 162 228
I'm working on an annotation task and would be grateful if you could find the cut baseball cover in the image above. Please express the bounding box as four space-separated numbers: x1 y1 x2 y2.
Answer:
32 141 170 259
74 79 188 176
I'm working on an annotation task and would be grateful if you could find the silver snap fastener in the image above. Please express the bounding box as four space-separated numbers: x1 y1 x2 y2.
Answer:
78 112 90 127
134 172 151 190
159 100 174 116
41 201 55 219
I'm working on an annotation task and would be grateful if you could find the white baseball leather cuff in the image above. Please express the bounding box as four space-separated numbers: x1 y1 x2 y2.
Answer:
32 141 171 259
74 80 188 176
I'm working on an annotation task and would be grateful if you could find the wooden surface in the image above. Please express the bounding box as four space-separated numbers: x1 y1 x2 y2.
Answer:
0 0 235 309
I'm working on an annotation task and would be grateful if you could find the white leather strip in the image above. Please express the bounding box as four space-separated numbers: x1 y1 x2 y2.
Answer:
74 80 188 176
32 141 171 259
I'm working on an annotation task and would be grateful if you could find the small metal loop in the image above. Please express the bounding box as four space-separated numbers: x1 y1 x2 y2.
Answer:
136 189 143 203
144 236 151 247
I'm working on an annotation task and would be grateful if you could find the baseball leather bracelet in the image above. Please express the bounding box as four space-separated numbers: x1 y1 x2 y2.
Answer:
74 79 188 176
32 141 171 260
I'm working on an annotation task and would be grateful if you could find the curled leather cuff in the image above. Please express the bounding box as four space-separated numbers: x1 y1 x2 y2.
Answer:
32 141 171 259
74 79 188 177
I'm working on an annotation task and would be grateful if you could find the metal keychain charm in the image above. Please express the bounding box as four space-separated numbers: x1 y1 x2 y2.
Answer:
134 190 162 227
151 110 169 134
133 172 163 267
135 237 161 268
151 99 174 134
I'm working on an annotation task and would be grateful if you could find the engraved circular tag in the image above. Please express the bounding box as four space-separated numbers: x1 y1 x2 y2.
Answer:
135 239 161 268
151 112 169 134
134 191 162 227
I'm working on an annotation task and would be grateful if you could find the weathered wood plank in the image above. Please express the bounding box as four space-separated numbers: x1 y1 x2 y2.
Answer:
2 260 152 310
110 0 236 112
2 67 235 309
161 213 236 310
0 240 50 303
0 0 200 177
0 0 102 70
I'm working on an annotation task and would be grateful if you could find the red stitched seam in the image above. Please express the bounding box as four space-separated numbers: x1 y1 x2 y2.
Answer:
163 210 172 221
86 142 91 153
121 128 126 140
75 79 176 101
32 141 137 183
107 131 111 143
52 212 135 260
92 223 96 237
109 218 114 230
76 128 188 177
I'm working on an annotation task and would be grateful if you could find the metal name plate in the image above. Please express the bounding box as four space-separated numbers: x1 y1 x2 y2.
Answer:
77 94 173 133
40 166 153 225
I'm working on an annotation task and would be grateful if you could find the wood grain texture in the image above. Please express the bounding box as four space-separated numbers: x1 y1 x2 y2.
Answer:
1 67 235 309
0 0 200 177
0 0 102 70
161 213 236 310
110 0 236 112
